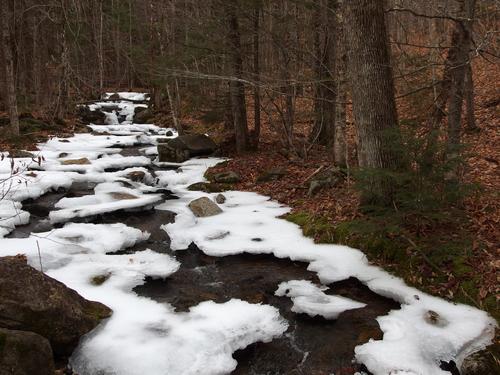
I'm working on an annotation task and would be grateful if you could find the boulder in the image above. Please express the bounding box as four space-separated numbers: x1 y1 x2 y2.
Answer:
0 328 55 375
126 170 146 182
158 134 217 163
215 194 226 204
307 167 345 197
188 197 222 217
0 256 112 357
77 105 106 124
108 93 121 101
257 168 287 183
165 130 174 137
133 108 153 123
211 171 241 184
187 182 228 193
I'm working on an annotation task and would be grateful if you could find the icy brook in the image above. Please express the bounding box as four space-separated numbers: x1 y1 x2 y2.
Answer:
0 93 496 375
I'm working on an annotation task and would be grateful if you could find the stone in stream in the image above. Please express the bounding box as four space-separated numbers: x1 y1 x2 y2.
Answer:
133 108 154 123
77 105 106 124
188 197 222 217
215 193 226 204
187 182 229 193
0 256 112 357
126 170 146 182
60 157 91 165
157 134 217 163
0 327 55 375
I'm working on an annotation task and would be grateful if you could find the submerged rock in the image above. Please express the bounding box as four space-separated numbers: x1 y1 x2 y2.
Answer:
0 328 55 375
158 134 217 163
188 197 222 217
0 256 112 357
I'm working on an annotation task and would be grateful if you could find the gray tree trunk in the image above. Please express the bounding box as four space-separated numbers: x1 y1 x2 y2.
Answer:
225 3 249 154
344 0 402 204
1 0 20 136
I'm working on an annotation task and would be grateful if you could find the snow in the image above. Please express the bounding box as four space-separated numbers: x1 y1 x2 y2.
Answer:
0 200 30 237
49 181 163 223
102 92 149 101
275 280 366 319
89 124 177 137
158 158 497 375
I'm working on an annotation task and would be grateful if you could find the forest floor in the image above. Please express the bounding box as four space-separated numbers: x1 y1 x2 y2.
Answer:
175 58 500 325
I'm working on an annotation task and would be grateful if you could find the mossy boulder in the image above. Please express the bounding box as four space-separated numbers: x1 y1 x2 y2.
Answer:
257 168 287 183
211 171 241 184
133 108 154 123
187 182 229 193
77 105 106 124
158 134 217 163
0 256 111 357
0 328 55 375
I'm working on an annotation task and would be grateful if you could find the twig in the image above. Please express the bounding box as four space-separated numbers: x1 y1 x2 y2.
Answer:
401 235 443 276
36 240 43 273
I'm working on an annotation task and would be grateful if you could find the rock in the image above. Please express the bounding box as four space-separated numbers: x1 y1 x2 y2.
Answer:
460 350 499 375
8 150 35 159
134 108 154 123
257 168 287 183
211 171 241 184
165 130 174 137
188 197 222 217
108 192 138 200
215 194 226 204
187 182 228 193
77 105 106 124
0 256 112 356
61 157 91 165
0 328 55 375
157 134 217 163
32 219 53 233
424 310 448 327
307 167 345 197
126 171 146 182
108 93 120 101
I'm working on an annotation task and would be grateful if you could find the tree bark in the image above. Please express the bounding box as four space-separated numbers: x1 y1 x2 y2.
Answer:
447 0 475 152
252 5 261 149
333 0 347 167
0 0 20 136
464 62 477 131
344 0 402 204
225 3 249 154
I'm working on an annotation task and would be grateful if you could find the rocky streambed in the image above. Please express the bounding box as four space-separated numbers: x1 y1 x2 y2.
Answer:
0 93 495 375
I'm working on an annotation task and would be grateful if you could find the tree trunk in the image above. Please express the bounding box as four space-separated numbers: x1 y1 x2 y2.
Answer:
333 0 347 167
447 0 475 152
464 62 477 131
0 0 20 136
344 0 402 204
225 3 249 154
252 5 261 149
